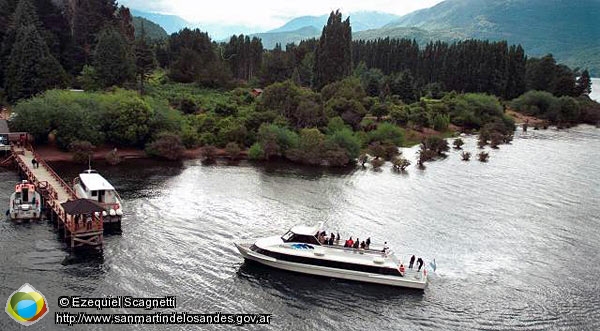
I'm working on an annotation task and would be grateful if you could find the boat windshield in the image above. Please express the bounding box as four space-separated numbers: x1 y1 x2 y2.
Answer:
281 231 294 241
281 231 320 245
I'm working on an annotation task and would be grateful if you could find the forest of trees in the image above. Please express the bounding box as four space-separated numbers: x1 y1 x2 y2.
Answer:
1 2 598 166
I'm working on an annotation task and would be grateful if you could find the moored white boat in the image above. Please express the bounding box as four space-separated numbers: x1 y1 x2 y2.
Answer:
73 169 123 229
235 224 429 289
8 180 42 222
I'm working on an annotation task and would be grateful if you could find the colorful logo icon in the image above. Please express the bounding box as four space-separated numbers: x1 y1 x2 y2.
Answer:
5 283 48 326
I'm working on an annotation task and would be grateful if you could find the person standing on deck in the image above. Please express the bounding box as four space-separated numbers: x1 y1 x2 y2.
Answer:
417 257 424 271
382 242 389 253
409 255 416 269
365 237 371 249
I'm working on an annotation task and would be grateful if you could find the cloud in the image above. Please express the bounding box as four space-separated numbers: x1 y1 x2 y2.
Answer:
119 0 443 29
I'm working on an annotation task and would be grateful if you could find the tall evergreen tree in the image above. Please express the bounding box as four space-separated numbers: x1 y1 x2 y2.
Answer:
93 27 134 88
168 28 219 84
116 5 135 43
4 24 66 101
34 0 71 68
71 0 118 71
1 0 41 79
576 69 592 96
134 21 156 94
504 45 527 99
313 10 352 89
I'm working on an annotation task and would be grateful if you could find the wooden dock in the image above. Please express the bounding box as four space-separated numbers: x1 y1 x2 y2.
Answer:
10 144 103 252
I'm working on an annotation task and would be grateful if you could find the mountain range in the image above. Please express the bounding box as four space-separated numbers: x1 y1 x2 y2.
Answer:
131 0 600 74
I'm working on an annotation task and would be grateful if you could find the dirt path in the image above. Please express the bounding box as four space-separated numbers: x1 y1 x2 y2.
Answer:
34 145 147 162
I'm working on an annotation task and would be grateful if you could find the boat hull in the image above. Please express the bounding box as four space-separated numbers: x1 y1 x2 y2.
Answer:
235 243 427 289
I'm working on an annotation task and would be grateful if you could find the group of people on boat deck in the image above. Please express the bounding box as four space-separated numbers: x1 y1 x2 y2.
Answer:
407 255 425 271
341 236 372 250
318 231 340 245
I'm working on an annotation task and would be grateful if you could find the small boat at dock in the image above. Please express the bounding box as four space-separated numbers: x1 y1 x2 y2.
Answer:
7 180 42 222
73 169 123 230
235 223 429 289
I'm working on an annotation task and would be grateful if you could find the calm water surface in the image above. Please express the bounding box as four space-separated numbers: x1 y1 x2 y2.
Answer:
1 126 599 330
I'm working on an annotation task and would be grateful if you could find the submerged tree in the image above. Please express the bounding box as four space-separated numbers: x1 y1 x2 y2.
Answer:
370 157 384 169
490 132 504 149
358 153 369 167
453 138 464 149
478 151 489 162
391 155 411 172
461 151 471 161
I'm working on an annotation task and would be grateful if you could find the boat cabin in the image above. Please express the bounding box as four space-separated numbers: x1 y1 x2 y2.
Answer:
281 224 323 245
77 170 118 205
14 181 36 204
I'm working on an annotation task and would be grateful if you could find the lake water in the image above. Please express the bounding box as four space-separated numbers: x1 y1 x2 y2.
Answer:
591 77 600 102
1 125 599 330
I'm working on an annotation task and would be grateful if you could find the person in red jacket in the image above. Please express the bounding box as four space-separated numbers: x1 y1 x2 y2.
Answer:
346 237 354 248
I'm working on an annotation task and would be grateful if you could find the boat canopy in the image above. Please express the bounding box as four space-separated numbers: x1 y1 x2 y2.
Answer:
79 173 115 191
290 223 322 236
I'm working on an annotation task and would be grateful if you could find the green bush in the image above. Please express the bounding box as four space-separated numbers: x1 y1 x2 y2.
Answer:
367 122 404 146
248 142 264 160
199 132 217 146
11 90 104 149
389 105 409 125
100 91 153 147
327 128 361 159
446 93 504 129
145 132 184 160
324 97 367 130
432 114 450 131
225 142 241 160
257 123 299 158
511 90 559 119
213 101 238 116
326 116 350 134
217 118 247 146
69 140 95 164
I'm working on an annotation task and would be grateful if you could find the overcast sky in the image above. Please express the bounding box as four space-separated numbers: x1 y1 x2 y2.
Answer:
119 0 444 29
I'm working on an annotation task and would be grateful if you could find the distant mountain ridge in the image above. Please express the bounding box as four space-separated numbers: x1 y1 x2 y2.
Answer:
130 9 190 35
130 2 599 74
269 12 399 34
251 11 400 48
132 17 168 40
374 0 600 74
130 9 263 39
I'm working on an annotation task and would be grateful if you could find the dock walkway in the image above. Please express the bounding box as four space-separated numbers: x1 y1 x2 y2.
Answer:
11 144 103 251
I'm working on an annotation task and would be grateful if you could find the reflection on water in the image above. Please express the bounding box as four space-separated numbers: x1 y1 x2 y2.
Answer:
1 126 600 330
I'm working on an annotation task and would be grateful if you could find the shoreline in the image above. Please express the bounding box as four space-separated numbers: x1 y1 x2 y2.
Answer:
17 110 560 166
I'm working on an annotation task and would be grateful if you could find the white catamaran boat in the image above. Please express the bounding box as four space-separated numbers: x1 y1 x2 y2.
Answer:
73 169 123 228
235 223 429 289
8 180 42 222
